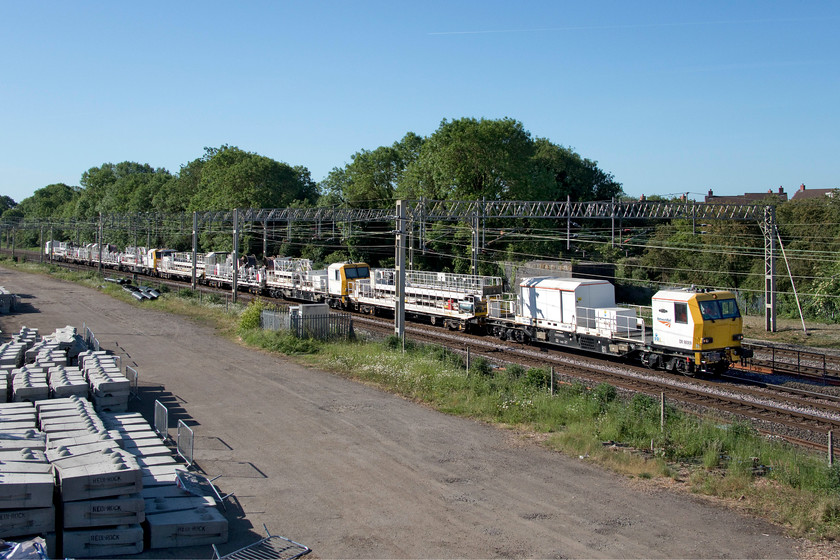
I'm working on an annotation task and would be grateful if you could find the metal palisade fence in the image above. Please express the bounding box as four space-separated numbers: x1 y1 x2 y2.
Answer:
261 309 354 341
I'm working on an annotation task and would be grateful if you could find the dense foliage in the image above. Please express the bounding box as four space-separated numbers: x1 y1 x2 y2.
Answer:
3 117 839 322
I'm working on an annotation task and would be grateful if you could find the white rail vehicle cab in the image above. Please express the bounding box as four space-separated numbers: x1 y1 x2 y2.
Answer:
651 288 745 373
44 240 72 260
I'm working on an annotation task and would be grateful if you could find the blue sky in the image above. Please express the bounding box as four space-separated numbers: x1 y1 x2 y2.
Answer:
1 1 837 204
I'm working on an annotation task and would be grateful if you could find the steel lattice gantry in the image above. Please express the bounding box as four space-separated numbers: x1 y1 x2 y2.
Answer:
0 199 778 331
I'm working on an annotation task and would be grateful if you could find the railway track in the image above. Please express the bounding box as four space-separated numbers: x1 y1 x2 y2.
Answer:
355 316 840 454
6 247 840 454
736 342 840 384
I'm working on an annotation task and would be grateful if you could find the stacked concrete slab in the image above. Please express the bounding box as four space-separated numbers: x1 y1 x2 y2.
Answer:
2 328 40 404
39 398 145 557
41 325 87 364
0 341 26 367
48 366 89 398
79 351 130 412
11 366 50 402
0 286 20 314
13 326 39 348
0 402 55 539
0 323 230 555
99 412 229 550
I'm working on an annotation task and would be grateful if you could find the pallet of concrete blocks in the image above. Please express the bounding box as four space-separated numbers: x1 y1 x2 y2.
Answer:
47 366 89 399
142 469 228 550
24 340 48 364
0 445 55 540
37 400 106 442
0 341 26 370
78 350 117 372
0 405 55 539
99 412 179 485
41 325 87 366
51 447 145 557
13 326 39 349
0 287 20 314
11 366 50 402
0 401 38 430
80 352 130 413
32 398 143 557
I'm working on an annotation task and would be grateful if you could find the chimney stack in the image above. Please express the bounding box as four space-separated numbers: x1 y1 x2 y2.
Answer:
800 183 806 191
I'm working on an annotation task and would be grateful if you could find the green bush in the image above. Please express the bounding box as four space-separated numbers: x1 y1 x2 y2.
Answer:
383 335 417 352
628 393 657 415
428 345 462 367
241 328 322 355
592 383 617 406
506 363 526 379
469 357 493 377
525 367 550 388
238 299 267 332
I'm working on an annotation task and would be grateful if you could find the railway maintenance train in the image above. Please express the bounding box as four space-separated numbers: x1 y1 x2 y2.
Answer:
44 241 750 376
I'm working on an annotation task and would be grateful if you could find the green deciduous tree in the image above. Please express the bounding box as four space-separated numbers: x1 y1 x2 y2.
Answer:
75 162 172 217
399 118 534 200
0 196 16 214
532 138 622 201
187 145 318 211
16 184 77 218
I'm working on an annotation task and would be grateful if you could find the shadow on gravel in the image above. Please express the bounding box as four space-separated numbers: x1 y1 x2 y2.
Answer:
132 384 200 429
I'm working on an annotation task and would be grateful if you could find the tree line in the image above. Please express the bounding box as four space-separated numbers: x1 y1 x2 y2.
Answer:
3 117 838 322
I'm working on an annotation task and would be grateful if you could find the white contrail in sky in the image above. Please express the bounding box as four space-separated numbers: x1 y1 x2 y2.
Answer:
428 16 835 36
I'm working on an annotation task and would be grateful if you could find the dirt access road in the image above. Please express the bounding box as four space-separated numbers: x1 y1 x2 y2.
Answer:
0 266 811 559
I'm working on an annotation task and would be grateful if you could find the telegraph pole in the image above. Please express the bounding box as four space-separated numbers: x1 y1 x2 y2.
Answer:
191 212 198 290
262 221 267 259
395 200 406 338
472 212 479 275
232 209 239 303
98 213 103 275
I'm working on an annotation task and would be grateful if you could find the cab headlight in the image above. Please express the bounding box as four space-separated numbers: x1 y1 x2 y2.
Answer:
732 334 743 341
702 337 713 344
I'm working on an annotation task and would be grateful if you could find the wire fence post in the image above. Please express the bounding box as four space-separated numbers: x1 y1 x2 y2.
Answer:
660 392 665 432
550 366 555 396
830 431 834 468
466 347 470 372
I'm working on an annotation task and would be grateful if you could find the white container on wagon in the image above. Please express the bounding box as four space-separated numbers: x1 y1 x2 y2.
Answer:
517 277 616 327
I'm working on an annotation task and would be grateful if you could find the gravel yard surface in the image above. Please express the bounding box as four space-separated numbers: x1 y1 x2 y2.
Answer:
0 266 816 559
